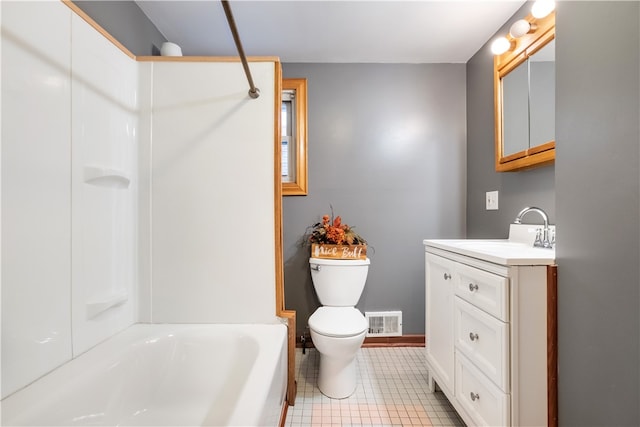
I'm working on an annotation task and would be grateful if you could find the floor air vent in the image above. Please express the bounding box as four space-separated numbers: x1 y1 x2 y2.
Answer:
365 311 402 337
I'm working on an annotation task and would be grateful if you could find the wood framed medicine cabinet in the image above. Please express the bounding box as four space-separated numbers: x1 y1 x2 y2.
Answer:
494 11 555 172
281 78 308 195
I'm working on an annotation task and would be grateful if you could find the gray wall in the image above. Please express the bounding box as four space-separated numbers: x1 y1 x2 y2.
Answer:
466 2 555 238
556 2 640 425
73 1 166 56
282 63 466 335
468 1 640 425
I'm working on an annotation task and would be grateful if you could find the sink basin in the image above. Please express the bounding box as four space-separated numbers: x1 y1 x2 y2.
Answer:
423 225 555 266
449 240 528 249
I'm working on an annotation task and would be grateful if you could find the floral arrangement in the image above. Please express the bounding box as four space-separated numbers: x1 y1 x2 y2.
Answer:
306 212 367 246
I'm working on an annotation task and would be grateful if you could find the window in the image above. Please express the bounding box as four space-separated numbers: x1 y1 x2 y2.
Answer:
281 78 307 196
281 91 293 179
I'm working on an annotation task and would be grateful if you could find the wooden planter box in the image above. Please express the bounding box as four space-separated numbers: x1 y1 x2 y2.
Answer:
311 244 367 260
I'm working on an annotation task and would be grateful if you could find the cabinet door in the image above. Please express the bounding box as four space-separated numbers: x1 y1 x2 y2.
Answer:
455 351 510 427
425 253 455 393
454 297 509 391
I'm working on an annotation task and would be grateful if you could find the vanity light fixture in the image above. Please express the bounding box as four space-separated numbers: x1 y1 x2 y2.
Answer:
491 36 511 55
531 0 555 19
491 0 555 56
509 19 532 39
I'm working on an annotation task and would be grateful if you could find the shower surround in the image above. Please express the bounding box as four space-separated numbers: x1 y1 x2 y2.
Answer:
1 1 284 422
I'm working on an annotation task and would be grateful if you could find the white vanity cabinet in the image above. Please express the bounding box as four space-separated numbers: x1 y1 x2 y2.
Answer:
424 240 557 427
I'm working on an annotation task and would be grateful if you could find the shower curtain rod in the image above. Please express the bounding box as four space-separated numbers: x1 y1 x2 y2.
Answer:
221 0 260 99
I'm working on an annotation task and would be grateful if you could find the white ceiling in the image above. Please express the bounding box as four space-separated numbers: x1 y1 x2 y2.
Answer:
135 1 528 63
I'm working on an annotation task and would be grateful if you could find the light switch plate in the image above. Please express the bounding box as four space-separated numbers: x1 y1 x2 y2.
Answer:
486 191 499 210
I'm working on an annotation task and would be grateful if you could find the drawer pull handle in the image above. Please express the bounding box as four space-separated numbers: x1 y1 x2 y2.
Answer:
443 273 452 280
469 332 479 341
468 283 479 292
470 392 480 401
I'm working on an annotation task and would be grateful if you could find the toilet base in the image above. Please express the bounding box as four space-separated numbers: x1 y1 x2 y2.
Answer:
317 354 358 399
309 316 367 400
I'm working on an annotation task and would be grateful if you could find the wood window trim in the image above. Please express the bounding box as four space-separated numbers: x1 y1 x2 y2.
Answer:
282 78 308 196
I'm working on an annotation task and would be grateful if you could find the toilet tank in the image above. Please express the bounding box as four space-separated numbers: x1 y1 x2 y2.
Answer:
309 257 370 306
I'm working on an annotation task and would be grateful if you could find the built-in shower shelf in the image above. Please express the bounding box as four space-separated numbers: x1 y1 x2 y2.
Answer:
86 292 128 319
84 166 130 189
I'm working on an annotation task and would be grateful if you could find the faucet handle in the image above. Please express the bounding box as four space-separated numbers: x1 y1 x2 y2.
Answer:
534 228 543 247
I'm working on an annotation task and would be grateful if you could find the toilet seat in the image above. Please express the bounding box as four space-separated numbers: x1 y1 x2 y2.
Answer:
309 307 368 338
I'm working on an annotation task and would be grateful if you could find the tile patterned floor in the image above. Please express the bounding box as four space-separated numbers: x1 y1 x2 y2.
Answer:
285 347 465 427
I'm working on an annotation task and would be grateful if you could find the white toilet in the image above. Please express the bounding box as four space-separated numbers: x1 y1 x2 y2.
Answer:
308 257 370 399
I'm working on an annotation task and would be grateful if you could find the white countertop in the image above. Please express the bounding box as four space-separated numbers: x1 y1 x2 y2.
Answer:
423 225 556 266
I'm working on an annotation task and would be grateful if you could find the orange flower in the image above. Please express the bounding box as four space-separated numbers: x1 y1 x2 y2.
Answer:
326 227 345 244
304 210 367 246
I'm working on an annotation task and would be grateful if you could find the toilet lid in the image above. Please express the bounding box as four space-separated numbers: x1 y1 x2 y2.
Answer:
309 307 368 338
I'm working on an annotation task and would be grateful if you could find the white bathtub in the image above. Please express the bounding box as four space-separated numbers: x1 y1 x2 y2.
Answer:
1 323 288 426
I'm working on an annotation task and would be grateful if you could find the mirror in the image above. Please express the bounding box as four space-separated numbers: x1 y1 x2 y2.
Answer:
282 78 308 195
529 40 555 148
502 60 529 157
495 11 555 172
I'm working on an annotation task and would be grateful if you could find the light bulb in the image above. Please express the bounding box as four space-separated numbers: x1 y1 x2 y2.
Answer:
510 19 531 38
532 0 555 19
491 37 511 55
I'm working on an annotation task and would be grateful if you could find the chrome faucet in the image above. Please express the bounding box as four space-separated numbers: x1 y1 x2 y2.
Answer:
513 206 553 248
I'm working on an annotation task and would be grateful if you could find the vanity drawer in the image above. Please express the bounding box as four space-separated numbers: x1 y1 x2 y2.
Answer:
455 351 510 427
455 262 508 321
454 297 509 391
